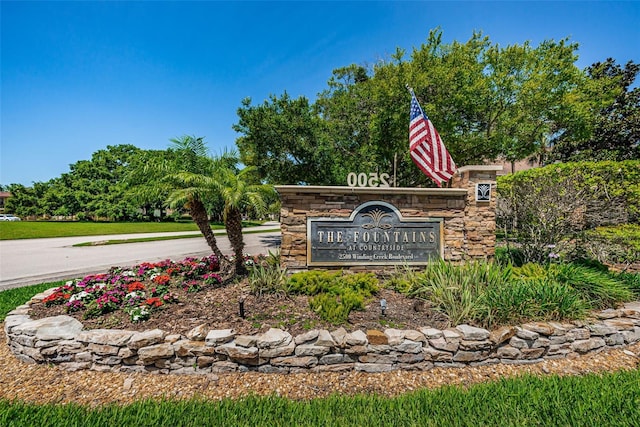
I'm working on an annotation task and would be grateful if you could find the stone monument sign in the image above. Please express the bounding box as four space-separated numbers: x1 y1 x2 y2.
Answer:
308 201 442 266
276 165 501 272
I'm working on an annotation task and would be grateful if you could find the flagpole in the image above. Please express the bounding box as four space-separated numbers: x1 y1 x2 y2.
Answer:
407 83 458 187
405 84 415 98
393 153 397 187
401 84 415 188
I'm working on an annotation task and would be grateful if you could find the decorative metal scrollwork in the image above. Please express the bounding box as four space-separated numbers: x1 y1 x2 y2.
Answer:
361 209 393 229
476 183 491 202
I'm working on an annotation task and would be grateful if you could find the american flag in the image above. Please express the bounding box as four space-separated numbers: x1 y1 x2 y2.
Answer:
409 91 456 187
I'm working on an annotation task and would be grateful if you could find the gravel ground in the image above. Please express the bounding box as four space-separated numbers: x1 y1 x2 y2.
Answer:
1 325 638 407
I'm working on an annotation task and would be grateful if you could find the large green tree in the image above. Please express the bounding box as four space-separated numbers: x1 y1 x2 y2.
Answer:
235 29 597 186
6 144 142 220
550 59 639 162
64 144 142 220
5 182 50 217
315 64 381 184
233 93 337 185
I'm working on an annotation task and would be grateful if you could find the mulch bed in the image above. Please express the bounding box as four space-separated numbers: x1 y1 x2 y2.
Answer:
28 281 451 337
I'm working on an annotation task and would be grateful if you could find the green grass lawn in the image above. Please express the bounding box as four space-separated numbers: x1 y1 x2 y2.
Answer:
0 282 65 321
0 221 201 240
0 221 268 240
1 369 639 426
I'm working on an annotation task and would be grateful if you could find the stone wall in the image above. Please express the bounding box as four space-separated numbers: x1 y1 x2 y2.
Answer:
276 165 502 272
5 292 640 375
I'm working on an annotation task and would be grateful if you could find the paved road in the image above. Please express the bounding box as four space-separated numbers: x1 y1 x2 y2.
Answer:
0 223 281 291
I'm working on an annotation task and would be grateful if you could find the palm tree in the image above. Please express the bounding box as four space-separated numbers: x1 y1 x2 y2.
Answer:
130 136 275 279
164 171 230 270
212 162 275 275
162 136 231 272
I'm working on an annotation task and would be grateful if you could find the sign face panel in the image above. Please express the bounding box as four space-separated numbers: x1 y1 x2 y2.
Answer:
307 201 443 266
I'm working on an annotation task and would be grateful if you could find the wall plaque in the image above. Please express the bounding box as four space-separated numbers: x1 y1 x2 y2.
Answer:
475 183 491 202
307 201 443 266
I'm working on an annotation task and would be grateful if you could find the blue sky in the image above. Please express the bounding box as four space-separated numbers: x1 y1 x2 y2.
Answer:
1 1 639 186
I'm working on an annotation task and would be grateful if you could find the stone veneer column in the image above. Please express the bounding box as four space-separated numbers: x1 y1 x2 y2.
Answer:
450 165 503 260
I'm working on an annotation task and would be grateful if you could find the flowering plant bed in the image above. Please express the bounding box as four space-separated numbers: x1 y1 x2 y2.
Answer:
28 254 448 337
40 255 222 322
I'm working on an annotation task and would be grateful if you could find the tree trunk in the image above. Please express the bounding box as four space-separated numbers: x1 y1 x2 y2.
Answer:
189 197 231 273
225 206 246 275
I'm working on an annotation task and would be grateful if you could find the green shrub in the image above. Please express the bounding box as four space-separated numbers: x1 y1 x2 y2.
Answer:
579 224 640 266
286 271 379 324
511 262 548 280
337 272 379 297
309 292 362 324
286 270 343 295
498 160 640 223
386 264 423 294
497 160 640 263
494 246 526 267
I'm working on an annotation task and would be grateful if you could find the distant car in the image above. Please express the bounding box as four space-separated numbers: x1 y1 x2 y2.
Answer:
0 214 21 221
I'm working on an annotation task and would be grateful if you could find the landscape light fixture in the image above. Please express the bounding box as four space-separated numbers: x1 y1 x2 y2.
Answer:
239 297 245 319
380 298 387 316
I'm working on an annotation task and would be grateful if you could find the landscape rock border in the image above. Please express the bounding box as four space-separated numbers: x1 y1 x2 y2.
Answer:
5 290 640 375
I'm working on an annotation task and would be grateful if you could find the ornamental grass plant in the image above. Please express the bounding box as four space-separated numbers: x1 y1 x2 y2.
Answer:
618 271 640 297
388 259 638 329
391 260 512 326
549 263 634 308
247 262 289 297
481 278 589 327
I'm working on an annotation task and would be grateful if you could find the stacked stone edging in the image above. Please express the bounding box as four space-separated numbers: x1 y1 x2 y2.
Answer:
4 294 640 375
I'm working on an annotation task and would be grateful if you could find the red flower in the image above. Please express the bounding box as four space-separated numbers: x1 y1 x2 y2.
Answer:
152 275 171 285
127 281 145 293
43 291 71 306
145 297 164 308
43 294 58 304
